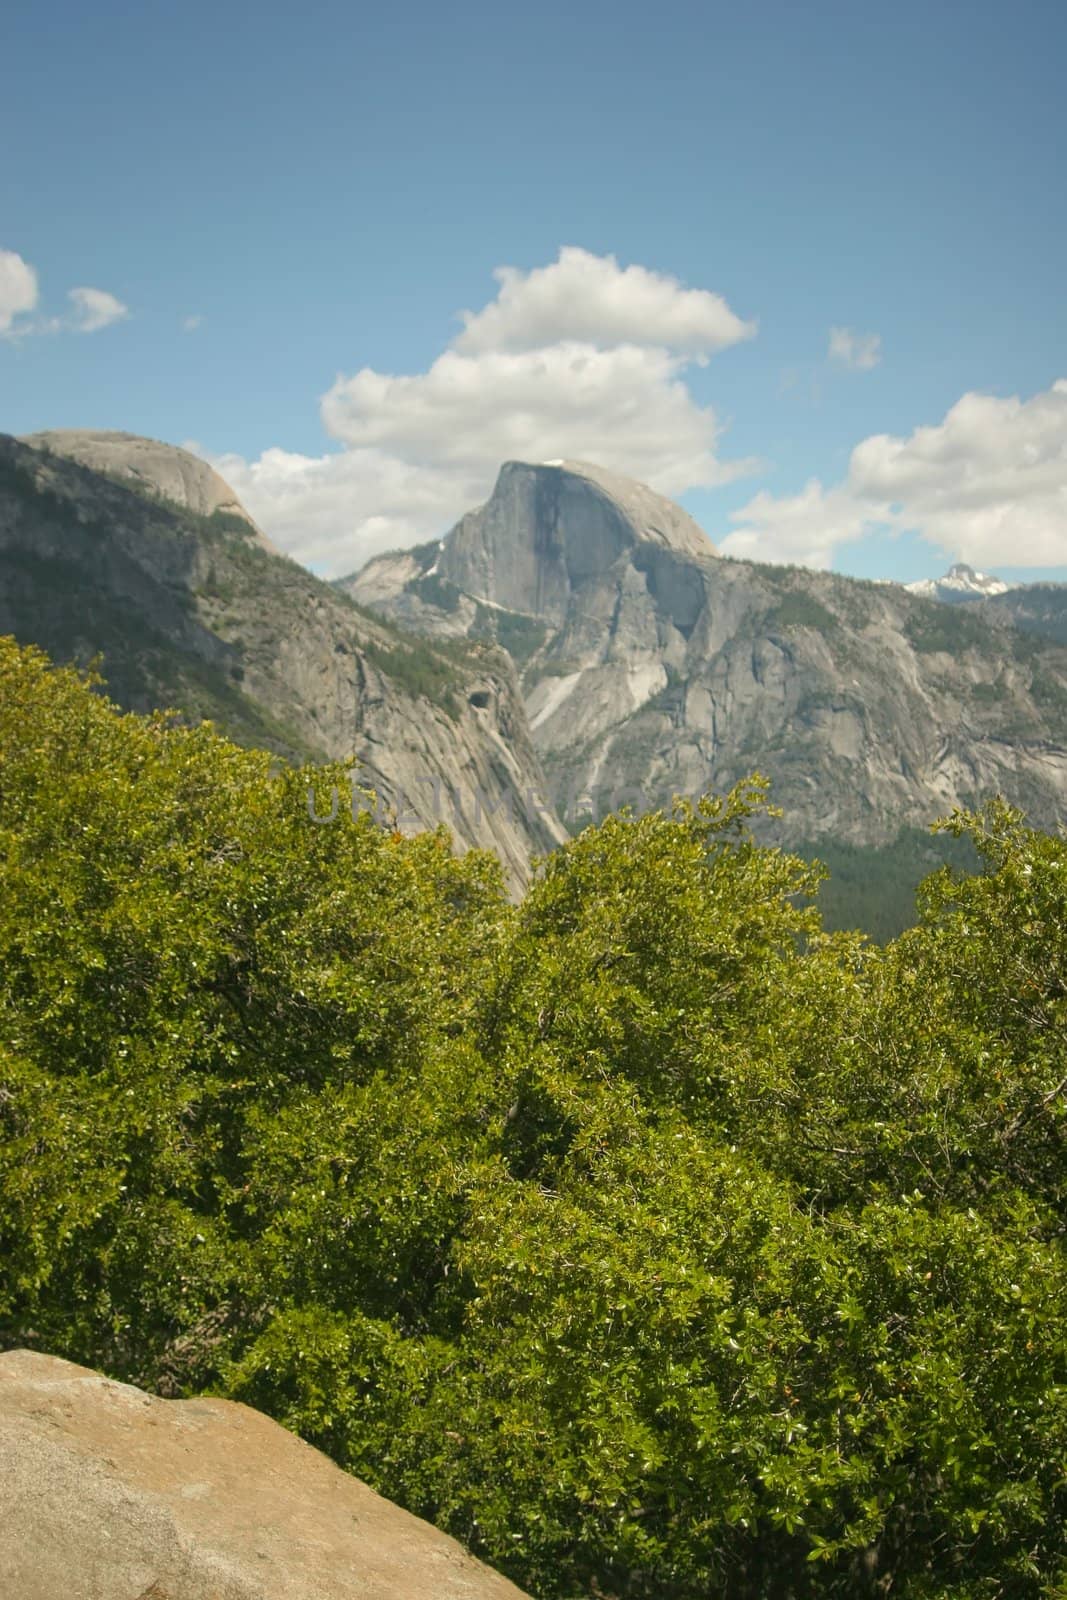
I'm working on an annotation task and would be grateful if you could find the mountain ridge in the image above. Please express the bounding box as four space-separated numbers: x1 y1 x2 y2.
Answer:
6 431 1066 911
0 434 567 890
345 459 1067 848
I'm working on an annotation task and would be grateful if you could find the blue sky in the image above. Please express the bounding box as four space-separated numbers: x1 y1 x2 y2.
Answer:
2 0 1065 582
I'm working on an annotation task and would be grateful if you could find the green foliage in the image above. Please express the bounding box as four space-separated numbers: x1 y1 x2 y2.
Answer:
359 635 466 718
474 605 549 666
409 570 462 614
1 638 1065 1599
769 592 839 634
992 584 1067 647
0 541 317 760
905 603 993 655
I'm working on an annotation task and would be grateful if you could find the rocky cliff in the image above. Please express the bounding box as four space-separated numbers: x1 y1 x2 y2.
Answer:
345 460 1067 844
0 435 567 890
23 429 277 548
0 1349 531 1600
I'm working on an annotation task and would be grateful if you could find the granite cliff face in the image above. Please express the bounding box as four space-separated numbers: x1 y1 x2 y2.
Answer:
439 458 717 624
351 458 717 642
0 435 566 890
345 460 1067 845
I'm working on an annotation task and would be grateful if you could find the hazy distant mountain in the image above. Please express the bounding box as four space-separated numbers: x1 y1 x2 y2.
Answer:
985 582 1067 647
345 460 1067 848
0 434 566 889
899 556 1067 649
905 562 1014 604
895 556 1067 649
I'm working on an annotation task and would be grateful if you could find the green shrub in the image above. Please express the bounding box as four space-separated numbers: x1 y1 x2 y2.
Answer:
1 639 1065 1599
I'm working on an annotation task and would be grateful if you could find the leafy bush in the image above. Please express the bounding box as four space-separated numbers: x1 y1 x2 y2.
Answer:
1 638 1065 1599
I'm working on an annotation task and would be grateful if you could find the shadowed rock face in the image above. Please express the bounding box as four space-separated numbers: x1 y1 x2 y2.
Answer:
437 460 717 626
20 430 279 553
0 1349 533 1600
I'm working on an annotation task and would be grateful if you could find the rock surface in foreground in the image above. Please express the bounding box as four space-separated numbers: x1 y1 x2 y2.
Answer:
0 1348 532 1600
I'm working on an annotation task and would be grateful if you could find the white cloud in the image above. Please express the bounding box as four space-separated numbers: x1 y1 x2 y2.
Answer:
723 378 1067 570
721 480 868 570
321 342 749 493
183 313 203 332
218 249 758 575
0 249 40 334
828 326 881 372
68 286 128 333
454 246 756 358
0 253 130 339
213 446 484 576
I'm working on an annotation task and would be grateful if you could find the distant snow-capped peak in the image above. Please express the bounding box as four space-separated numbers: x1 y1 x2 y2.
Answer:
905 562 1014 603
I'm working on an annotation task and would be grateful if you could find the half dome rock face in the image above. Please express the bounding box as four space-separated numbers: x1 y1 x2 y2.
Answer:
0 1348 533 1600
438 459 717 625
20 429 277 552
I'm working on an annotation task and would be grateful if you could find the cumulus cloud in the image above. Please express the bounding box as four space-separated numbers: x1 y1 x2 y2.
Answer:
828 325 882 371
183 313 203 332
218 248 758 574
213 446 484 576
321 342 747 494
68 286 128 333
723 378 1067 570
454 246 756 358
721 481 868 570
0 249 40 334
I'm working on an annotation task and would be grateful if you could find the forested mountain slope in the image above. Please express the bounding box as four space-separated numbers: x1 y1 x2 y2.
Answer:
0 434 566 888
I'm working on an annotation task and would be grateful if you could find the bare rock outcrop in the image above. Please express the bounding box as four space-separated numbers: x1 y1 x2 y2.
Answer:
21 429 278 551
0 1348 532 1600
